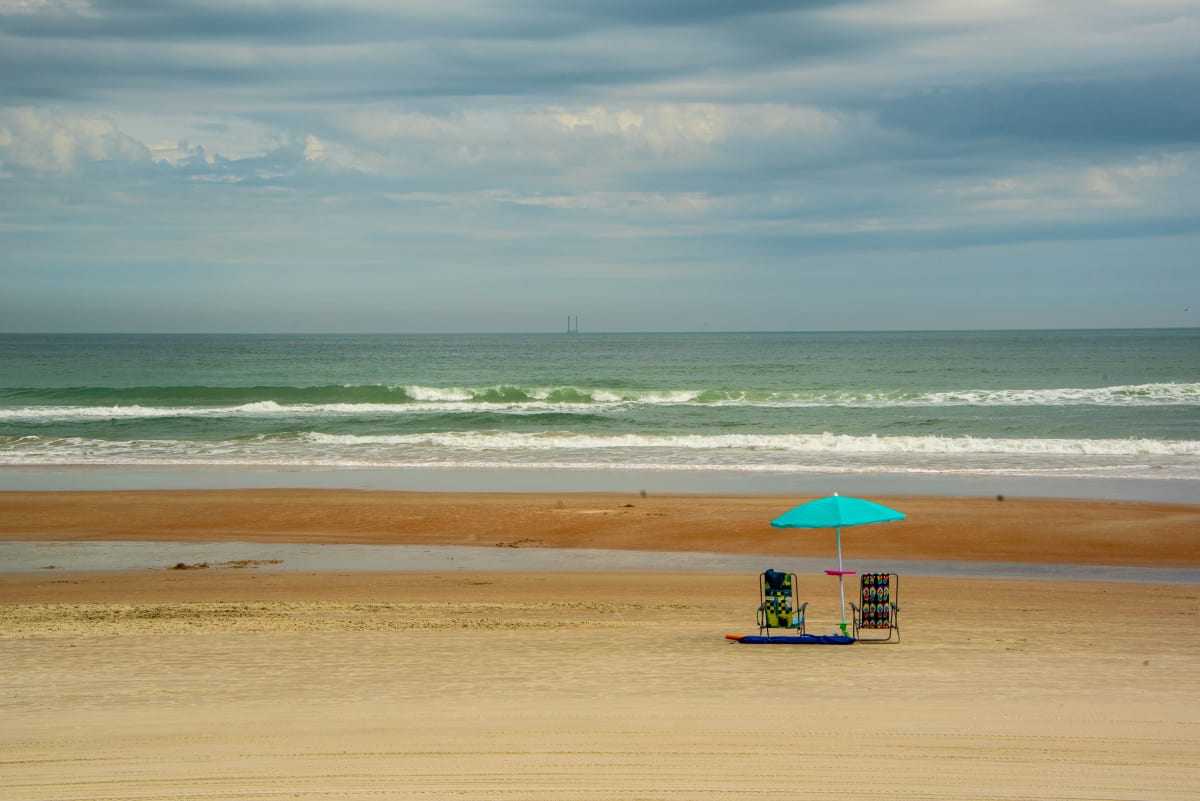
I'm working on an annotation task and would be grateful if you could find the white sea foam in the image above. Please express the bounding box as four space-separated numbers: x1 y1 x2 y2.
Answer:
0 400 602 420
919 383 1200 406
403 385 474 402
2 381 1197 421
297 431 1200 456
6 431 1196 461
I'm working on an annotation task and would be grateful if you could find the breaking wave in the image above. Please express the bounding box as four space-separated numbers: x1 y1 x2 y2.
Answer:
3 430 1196 472
1 381 1197 422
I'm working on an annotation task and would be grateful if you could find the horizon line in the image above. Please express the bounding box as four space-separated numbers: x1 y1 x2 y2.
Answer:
2 325 1198 337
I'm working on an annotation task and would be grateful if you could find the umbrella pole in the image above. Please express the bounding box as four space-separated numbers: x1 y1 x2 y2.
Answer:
836 526 847 633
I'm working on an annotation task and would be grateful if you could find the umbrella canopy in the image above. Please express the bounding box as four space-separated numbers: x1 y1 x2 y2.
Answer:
770 494 905 530
770 494 905 631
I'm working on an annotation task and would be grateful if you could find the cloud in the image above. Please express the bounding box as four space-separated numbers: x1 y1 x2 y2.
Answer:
0 0 1197 331
877 73 1200 146
0 106 148 171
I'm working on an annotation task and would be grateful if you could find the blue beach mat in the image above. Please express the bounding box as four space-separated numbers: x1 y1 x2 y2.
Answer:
726 634 855 645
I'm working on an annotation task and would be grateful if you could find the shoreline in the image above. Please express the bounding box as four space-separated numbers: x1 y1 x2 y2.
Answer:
2 463 1198 503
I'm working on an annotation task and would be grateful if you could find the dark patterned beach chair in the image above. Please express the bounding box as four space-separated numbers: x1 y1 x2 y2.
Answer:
756 569 807 635
851 572 900 643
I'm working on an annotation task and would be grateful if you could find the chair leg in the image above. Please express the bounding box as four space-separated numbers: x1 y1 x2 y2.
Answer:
854 610 900 643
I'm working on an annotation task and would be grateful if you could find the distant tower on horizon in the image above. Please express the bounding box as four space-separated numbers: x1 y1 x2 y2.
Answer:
567 315 579 334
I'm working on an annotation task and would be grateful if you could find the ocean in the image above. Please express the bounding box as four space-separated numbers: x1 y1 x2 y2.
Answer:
1 330 1197 499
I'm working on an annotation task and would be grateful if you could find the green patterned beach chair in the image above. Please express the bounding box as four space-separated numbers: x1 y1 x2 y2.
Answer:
756 569 807 635
850 572 900 643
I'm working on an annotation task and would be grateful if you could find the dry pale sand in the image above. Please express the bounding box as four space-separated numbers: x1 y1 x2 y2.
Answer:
2 489 1199 801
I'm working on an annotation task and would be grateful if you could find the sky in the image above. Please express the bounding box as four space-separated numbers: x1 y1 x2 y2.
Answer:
1 0 1197 333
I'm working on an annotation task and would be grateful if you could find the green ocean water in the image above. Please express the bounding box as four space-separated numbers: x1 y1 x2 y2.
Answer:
1 329 1197 484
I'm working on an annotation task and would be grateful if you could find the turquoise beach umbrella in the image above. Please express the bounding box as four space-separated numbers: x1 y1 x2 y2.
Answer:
770 493 905 630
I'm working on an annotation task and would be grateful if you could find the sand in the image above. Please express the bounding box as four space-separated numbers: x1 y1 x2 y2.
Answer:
2 489 1199 800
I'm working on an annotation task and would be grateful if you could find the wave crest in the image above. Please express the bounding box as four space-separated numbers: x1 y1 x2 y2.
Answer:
296 431 1200 457
2 381 1197 421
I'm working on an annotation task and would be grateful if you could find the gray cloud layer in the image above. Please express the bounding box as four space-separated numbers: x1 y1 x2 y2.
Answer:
1 0 1197 332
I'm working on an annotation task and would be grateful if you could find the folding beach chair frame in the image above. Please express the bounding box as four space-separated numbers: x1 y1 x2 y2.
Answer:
850 572 900 643
756 569 808 636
